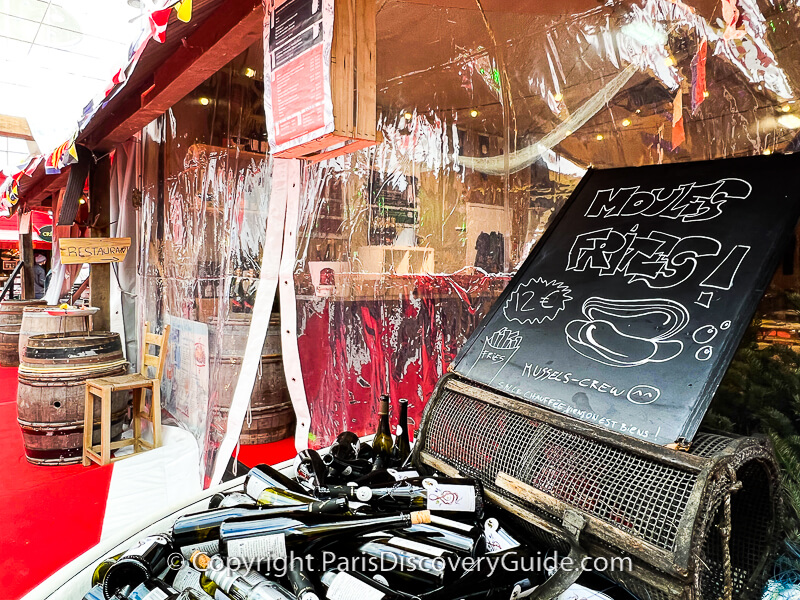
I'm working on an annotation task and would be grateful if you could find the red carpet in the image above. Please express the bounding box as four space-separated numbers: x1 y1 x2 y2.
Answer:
0 365 113 600
0 363 295 599
235 435 297 468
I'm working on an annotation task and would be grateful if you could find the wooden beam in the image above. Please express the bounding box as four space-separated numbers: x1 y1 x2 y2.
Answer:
84 0 263 150
89 157 112 330
0 114 34 141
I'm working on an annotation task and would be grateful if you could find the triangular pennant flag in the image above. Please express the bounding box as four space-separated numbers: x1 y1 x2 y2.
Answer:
23 155 43 177
149 7 172 43
176 0 192 23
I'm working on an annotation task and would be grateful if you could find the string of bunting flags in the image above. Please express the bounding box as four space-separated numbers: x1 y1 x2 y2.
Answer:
0 0 194 214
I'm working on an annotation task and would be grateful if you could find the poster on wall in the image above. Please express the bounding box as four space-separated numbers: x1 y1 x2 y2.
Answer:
161 315 210 440
454 154 800 446
264 0 335 154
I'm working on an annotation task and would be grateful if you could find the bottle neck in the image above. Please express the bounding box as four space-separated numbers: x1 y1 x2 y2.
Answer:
207 567 253 600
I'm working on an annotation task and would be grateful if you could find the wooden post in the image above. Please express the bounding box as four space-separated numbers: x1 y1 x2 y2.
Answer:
19 232 34 299
89 156 112 331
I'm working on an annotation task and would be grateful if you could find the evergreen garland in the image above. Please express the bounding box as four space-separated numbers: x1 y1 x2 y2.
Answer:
703 300 800 538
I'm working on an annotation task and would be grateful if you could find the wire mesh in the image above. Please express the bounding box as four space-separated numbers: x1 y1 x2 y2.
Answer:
424 388 696 550
418 380 780 600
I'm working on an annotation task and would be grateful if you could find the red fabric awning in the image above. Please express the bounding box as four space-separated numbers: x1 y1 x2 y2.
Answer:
0 211 52 250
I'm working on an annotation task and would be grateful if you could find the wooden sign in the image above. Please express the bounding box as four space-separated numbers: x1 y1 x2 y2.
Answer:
455 154 800 446
59 237 131 264
265 0 377 162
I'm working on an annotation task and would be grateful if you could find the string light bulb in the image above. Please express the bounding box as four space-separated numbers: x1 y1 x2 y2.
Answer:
703 90 710 98
763 148 772 155
664 56 676 67
782 104 792 112
244 68 256 78
635 108 641 114
469 109 479 118
403 112 413 120
78 197 86 205
596 134 604 141
554 92 563 102
199 97 210 106
622 118 631 127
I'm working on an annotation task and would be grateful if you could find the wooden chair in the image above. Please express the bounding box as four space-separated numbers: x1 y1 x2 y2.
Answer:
83 322 170 466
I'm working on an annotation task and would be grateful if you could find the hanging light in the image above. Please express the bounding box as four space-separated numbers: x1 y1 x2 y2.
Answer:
778 114 800 129
244 67 256 78
622 118 631 127
199 97 210 106
470 109 479 118
596 134 604 141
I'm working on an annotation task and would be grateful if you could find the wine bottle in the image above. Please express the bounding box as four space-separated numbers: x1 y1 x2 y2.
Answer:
319 570 408 600
125 578 204 600
82 584 105 600
102 534 174 599
91 552 122 586
357 441 374 461
172 499 348 556
350 538 459 590
404 523 479 554
295 449 327 488
286 563 320 600
170 563 215 599
209 491 257 510
330 431 361 461
319 477 483 515
391 398 411 466
372 396 393 470
218 511 431 561
257 487 319 507
191 552 297 600
245 464 309 500
322 453 373 479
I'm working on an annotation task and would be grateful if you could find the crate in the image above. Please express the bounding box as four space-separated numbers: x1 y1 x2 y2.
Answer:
273 0 377 162
413 374 780 600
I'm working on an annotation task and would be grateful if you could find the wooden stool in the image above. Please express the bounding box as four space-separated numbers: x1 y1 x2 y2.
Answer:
83 322 170 466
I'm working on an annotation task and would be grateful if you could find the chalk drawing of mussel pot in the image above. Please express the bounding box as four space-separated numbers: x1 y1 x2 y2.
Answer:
565 297 690 368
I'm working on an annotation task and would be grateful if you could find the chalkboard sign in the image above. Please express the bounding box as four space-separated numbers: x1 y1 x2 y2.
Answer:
454 154 800 446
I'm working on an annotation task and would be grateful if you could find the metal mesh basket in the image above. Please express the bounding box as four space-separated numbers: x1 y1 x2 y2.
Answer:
414 375 780 600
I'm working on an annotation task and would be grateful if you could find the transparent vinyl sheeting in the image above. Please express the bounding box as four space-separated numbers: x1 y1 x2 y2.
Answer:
292 0 800 449
137 40 273 482
135 0 800 478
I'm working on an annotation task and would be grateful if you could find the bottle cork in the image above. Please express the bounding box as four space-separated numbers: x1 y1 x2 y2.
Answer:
190 550 211 569
410 510 432 525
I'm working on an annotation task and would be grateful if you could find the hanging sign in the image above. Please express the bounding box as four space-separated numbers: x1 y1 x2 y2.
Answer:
59 237 131 264
264 0 335 154
454 155 800 446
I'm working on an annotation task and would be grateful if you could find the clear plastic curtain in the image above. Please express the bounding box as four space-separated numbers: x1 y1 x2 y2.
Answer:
290 0 800 449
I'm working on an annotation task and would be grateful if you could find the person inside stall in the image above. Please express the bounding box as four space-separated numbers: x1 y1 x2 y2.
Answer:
33 254 47 299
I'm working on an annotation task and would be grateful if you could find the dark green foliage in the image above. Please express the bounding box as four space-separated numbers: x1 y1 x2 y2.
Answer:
704 306 800 538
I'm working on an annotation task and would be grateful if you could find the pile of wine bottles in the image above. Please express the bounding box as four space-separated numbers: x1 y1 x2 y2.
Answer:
84 398 633 600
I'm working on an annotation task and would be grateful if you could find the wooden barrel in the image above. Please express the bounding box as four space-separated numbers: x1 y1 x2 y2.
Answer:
0 325 20 367
210 315 295 444
17 332 128 466
0 299 46 326
18 307 91 358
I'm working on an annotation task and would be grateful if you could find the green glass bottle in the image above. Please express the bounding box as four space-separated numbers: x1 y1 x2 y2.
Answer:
372 395 394 469
391 398 411 466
